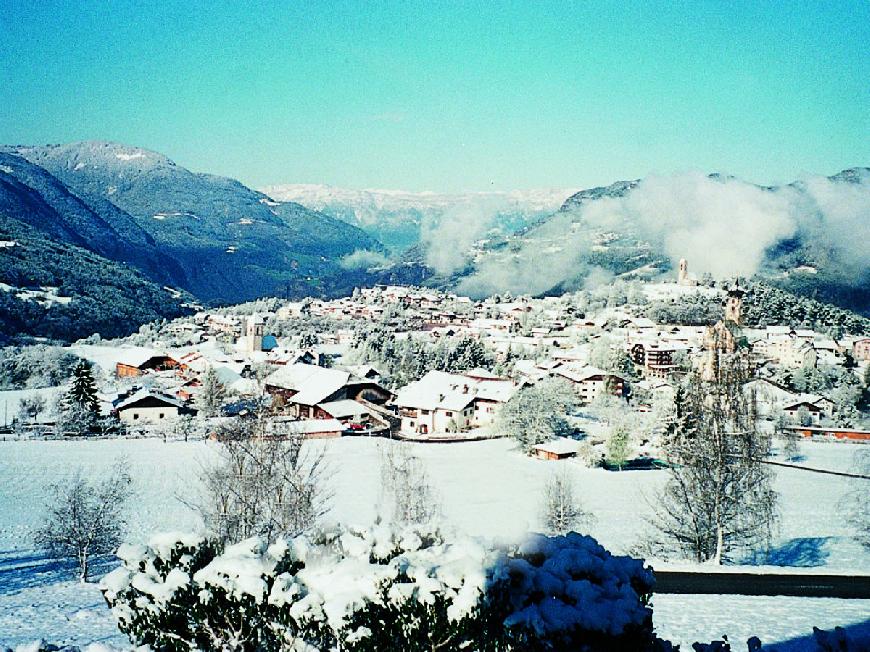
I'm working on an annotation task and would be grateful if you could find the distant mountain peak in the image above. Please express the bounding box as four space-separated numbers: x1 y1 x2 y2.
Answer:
14 141 175 175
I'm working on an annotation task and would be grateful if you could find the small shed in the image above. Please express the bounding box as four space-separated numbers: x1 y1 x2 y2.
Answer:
316 399 370 424
116 350 180 377
287 418 345 439
532 438 582 461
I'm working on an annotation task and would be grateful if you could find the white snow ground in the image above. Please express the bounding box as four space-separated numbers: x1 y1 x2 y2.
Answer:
0 437 867 649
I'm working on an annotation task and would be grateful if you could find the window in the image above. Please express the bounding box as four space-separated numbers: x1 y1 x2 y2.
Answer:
446 411 453 417
159 413 165 419
133 413 139 420
422 409 430 415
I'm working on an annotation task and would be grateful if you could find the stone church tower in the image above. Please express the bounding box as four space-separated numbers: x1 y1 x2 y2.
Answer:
700 280 747 380
245 314 265 353
724 280 745 325
677 258 698 286
677 258 689 285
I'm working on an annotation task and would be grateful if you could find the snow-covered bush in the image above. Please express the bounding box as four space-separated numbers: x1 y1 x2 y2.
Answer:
102 527 658 651
492 532 656 651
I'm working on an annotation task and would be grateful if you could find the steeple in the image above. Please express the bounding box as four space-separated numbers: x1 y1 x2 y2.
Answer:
677 258 688 285
245 313 265 352
724 279 744 325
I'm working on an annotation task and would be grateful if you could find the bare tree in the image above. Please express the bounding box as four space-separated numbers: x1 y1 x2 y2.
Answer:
379 442 441 526
195 409 331 544
542 470 595 535
649 354 779 564
17 394 46 425
497 378 577 454
197 365 227 418
840 446 870 549
34 458 133 582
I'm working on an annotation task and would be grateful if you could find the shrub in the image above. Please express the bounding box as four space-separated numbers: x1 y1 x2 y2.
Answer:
102 526 659 651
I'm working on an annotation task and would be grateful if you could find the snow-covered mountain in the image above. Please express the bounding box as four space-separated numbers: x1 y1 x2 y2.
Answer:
260 184 577 252
4 142 385 305
0 142 398 340
446 169 870 313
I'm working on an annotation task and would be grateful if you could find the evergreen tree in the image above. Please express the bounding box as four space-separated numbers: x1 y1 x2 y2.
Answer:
67 360 99 414
55 360 101 435
606 425 631 470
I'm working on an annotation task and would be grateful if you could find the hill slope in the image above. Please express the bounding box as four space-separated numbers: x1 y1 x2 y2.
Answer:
444 169 870 313
6 142 386 305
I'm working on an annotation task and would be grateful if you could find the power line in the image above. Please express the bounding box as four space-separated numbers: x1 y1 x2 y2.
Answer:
758 457 870 480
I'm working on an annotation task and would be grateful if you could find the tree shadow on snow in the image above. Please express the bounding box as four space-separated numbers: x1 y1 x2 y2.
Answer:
744 537 832 568
0 548 117 595
763 619 870 651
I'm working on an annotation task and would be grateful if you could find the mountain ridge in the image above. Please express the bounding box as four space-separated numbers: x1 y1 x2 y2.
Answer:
4 141 387 305
447 168 870 312
263 183 576 252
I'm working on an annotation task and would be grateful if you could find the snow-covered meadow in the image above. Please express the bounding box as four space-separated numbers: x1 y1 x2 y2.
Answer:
0 436 867 649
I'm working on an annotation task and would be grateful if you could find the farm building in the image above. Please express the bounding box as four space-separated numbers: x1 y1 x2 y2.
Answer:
115 349 181 377
264 363 392 419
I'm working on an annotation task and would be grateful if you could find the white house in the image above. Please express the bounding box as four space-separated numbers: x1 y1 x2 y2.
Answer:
757 331 818 369
782 394 836 425
395 370 517 436
114 389 192 425
552 365 626 404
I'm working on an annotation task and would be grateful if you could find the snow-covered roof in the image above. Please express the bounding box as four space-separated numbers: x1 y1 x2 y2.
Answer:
634 379 674 391
114 389 187 411
783 394 833 409
318 399 369 419
115 347 173 368
395 370 516 411
213 366 242 386
464 368 500 380
532 438 582 455
554 364 614 383
264 363 350 406
344 364 381 379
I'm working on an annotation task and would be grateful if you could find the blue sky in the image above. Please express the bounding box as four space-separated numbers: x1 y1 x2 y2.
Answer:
1 1 867 191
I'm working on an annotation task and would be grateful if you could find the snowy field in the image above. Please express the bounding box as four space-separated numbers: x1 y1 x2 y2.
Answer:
0 436 867 649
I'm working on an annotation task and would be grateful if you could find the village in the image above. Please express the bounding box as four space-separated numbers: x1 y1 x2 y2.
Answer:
6 260 869 462
3 270 870 649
